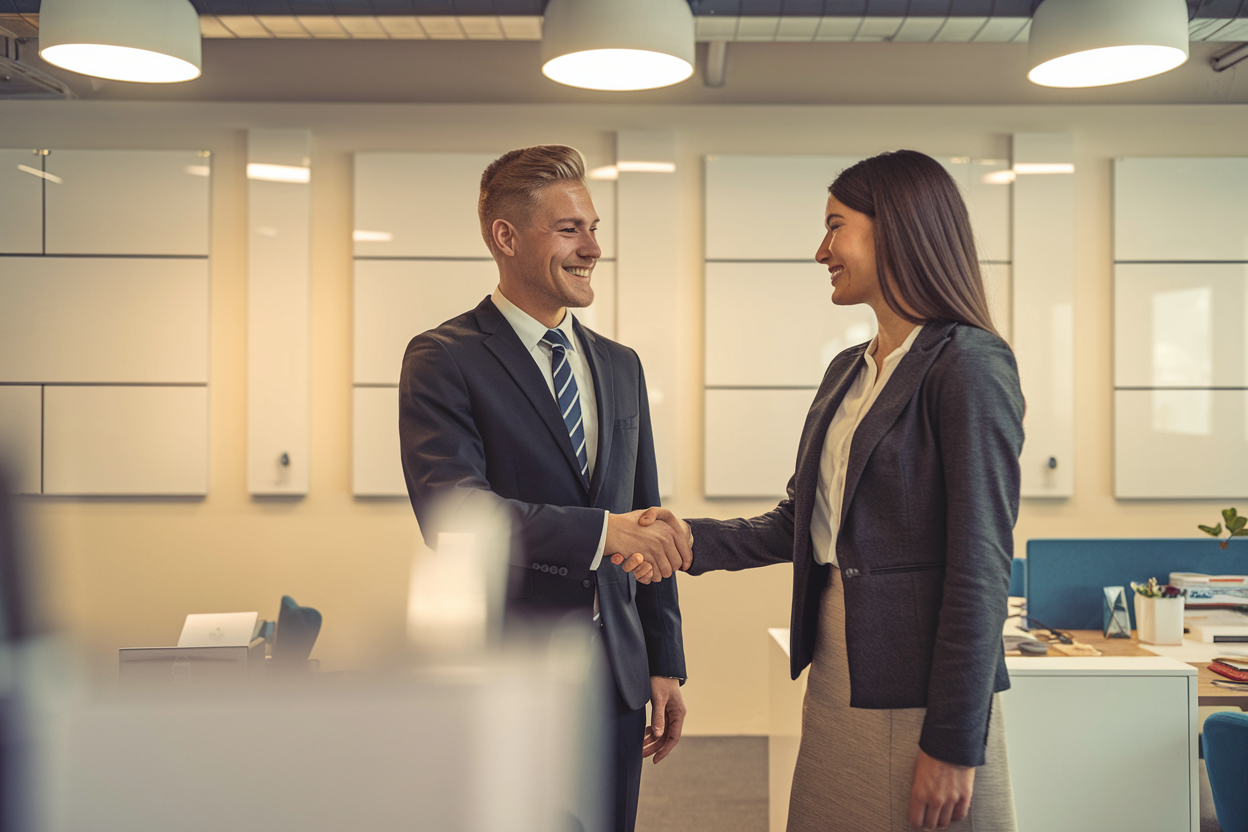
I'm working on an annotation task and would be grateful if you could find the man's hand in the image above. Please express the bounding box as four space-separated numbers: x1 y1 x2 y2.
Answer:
604 509 688 582
637 507 693 570
909 748 974 830
642 677 685 764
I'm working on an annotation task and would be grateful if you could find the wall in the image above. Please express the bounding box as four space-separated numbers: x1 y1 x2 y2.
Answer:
2 100 1246 735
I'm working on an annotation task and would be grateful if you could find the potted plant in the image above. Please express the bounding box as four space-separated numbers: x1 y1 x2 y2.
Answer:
1198 507 1248 549
1131 577 1186 645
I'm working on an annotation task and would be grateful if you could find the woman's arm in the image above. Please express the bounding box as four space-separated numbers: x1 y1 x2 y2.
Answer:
682 473 800 575
919 335 1024 768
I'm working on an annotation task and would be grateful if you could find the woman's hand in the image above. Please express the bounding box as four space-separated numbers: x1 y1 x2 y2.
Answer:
909 749 974 830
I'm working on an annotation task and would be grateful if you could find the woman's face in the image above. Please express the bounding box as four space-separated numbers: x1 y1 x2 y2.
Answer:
815 194 880 308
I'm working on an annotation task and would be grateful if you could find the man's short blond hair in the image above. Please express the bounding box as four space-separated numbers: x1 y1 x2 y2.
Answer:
478 145 587 253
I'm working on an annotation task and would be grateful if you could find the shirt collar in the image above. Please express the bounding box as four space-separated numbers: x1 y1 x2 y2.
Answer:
865 323 924 366
492 287 578 352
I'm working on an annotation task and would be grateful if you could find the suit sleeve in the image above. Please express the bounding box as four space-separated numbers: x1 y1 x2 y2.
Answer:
628 359 688 681
684 480 799 575
918 338 1024 768
400 332 605 578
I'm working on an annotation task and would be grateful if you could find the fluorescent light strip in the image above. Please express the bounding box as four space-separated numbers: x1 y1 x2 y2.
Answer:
247 163 311 183
616 161 676 173
1013 163 1075 174
17 164 62 184
353 230 394 242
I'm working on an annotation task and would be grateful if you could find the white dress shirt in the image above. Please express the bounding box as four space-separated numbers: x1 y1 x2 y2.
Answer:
809 325 924 567
492 288 609 570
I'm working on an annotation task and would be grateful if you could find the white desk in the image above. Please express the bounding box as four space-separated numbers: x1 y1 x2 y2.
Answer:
766 629 1199 832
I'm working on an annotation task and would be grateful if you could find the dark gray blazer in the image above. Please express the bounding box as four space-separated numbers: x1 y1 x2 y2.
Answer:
688 321 1023 767
399 296 686 711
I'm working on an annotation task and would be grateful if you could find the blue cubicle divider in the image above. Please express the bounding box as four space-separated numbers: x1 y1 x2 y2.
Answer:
1025 539 1248 631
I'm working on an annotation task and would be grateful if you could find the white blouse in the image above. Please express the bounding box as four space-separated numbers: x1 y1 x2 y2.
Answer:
809 325 923 567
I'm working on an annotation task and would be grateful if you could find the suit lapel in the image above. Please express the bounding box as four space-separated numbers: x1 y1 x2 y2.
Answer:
476 298 589 492
839 321 956 524
574 319 613 507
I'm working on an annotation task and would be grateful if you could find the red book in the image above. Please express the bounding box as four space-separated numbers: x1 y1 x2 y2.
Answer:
1209 661 1248 682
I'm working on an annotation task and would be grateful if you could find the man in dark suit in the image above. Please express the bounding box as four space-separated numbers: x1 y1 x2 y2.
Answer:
399 145 689 832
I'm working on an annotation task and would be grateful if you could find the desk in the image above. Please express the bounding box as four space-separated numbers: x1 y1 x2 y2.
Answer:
1025 630 1248 709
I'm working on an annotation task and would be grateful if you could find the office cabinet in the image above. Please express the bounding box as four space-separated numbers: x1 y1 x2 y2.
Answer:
705 261 875 388
1114 389 1248 499
1115 263 1248 389
353 386 405 498
0 385 42 495
44 149 210 256
0 149 44 254
1114 158 1248 262
43 386 208 496
0 257 209 384
1002 658 1197 832
705 388 812 498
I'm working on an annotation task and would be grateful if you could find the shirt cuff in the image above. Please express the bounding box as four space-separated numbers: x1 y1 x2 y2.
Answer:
589 510 609 571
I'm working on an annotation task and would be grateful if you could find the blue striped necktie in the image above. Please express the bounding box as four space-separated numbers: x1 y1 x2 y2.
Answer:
542 328 589 484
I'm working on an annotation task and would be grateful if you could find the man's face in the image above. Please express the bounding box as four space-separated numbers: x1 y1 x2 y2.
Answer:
509 180 602 311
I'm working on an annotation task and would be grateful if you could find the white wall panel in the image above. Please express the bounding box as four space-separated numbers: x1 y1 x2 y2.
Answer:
248 129 310 495
1115 390 1248 499
0 385 42 495
705 155 862 261
1115 263 1248 389
1012 134 1075 498
0 257 208 384
981 262 1013 343
43 386 208 496
44 150 209 256
705 262 875 387
968 159 1013 263
1114 158 1248 262
353 153 499 259
705 389 812 498
353 259 499 386
353 386 405 497
0 149 45 255
617 132 680 498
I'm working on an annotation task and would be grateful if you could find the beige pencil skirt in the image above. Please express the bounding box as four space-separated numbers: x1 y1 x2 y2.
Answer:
787 568 1017 832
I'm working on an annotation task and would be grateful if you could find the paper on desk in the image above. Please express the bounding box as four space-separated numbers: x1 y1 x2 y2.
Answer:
177 612 260 648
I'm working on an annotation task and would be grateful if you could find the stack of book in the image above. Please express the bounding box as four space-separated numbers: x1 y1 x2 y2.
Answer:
1208 656 1248 691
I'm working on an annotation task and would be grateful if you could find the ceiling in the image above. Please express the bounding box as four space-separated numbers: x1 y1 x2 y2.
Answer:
0 0 1245 104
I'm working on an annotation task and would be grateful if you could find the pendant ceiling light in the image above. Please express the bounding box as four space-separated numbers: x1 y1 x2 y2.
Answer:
38 0 202 84
1028 0 1189 88
541 0 695 91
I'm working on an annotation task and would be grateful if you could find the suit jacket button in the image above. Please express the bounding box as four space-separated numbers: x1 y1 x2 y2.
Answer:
532 563 541 570
582 579 591 589
559 567 568 577
845 568 859 577
540 564 549 573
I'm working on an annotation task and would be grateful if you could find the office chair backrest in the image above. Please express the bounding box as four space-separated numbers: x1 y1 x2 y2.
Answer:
1203 711 1248 832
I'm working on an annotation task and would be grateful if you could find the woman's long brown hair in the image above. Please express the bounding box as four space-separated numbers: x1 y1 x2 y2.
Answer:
830 150 1001 339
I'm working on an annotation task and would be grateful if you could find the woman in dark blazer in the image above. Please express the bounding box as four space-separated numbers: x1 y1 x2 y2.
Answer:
644 150 1024 831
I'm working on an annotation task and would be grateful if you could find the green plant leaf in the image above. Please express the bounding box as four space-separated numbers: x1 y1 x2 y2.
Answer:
1234 529 1248 537
1224 508 1238 526
1232 516 1247 533
1200 524 1223 537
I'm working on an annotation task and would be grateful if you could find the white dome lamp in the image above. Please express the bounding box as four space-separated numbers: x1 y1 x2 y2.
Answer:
541 0 696 91
1028 0 1189 88
38 0 202 84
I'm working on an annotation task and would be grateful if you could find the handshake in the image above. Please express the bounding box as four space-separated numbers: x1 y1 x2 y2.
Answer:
605 508 692 584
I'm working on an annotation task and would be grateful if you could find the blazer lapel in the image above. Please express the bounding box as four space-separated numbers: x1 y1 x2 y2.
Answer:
839 321 957 524
791 346 868 542
574 319 613 506
476 298 590 492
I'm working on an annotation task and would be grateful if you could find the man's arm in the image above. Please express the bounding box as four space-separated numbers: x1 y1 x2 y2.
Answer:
400 333 676 577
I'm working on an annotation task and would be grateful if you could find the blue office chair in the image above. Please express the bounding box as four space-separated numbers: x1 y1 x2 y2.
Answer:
1204 711 1248 832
